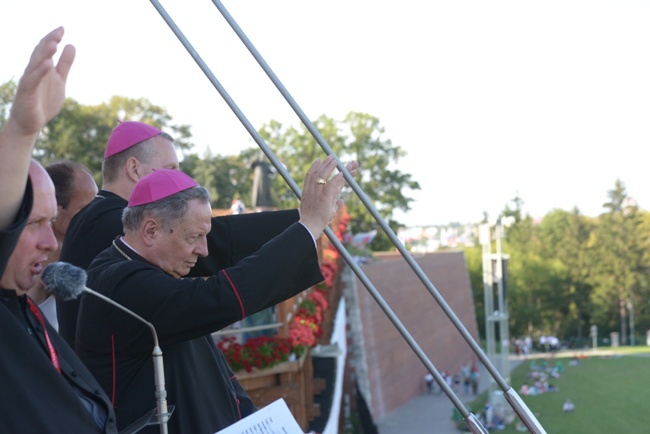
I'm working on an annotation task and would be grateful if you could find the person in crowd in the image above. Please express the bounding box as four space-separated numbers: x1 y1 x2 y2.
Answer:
424 372 434 394
562 399 575 412
27 159 97 328
0 160 117 433
444 370 454 390
470 361 481 395
539 335 548 352
522 336 531 358
463 373 472 395
45 160 98 260
230 198 246 214
513 337 522 357
0 26 74 276
76 158 357 433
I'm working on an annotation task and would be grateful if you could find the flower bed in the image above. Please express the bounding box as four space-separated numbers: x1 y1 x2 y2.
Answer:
218 335 293 373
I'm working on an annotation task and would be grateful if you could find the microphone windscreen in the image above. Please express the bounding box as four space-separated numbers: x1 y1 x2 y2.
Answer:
41 262 87 301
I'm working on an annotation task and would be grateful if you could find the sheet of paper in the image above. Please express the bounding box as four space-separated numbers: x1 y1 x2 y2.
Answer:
215 398 304 434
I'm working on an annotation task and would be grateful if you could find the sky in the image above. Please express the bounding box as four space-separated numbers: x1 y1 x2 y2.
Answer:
2 0 650 227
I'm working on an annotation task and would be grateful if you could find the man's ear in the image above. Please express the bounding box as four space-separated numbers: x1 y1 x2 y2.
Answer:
125 157 143 182
142 218 159 247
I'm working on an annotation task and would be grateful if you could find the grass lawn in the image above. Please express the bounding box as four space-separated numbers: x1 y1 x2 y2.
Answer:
468 347 650 433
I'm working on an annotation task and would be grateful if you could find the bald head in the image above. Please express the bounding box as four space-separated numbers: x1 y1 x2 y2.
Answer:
29 161 57 216
0 161 58 293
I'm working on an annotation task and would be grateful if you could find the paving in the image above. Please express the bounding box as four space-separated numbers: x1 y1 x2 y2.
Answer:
376 358 522 434
375 349 631 433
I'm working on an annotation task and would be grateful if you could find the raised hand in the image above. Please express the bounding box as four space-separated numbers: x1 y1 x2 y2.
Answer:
299 155 358 237
0 27 75 229
10 26 76 138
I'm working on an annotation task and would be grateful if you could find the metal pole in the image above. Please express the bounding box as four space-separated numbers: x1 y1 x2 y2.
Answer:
209 0 512 389
147 1 481 428
494 225 511 387
149 1 546 431
480 224 497 406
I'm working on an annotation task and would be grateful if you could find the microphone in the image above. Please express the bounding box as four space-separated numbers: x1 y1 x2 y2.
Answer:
42 262 173 434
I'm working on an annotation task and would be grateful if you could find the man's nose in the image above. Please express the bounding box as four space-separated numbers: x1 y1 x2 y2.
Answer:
196 238 208 257
40 226 58 252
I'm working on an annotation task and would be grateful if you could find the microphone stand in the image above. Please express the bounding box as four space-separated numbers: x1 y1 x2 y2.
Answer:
83 287 173 434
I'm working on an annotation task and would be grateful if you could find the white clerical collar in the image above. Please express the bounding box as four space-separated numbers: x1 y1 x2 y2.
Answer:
115 236 141 259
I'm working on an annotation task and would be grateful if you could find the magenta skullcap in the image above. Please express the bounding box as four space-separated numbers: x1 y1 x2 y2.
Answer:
128 169 198 207
104 121 162 159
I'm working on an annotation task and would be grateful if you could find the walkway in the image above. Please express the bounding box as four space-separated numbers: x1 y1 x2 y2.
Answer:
376 358 523 434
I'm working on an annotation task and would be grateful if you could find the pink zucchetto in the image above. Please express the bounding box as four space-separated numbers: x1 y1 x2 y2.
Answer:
103 121 162 159
128 169 198 207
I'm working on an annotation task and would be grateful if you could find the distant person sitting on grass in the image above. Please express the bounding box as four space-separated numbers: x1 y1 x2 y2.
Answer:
519 383 529 395
569 355 581 366
562 399 575 413
481 403 506 430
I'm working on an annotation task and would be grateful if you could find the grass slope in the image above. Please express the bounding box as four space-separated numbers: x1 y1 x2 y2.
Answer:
472 349 650 433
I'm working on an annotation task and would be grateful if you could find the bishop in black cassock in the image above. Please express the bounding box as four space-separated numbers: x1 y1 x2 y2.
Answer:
75 169 328 433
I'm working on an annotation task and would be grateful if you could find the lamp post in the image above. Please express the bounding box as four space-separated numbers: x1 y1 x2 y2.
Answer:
479 223 511 409
590 325 598 350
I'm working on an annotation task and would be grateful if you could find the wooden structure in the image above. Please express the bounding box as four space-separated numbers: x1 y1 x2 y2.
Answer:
237 351 327 431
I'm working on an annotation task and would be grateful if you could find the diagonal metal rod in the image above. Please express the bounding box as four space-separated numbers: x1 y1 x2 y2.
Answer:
209 2 545 433
148 1 482 429
210 0 499 379
150 1 544 432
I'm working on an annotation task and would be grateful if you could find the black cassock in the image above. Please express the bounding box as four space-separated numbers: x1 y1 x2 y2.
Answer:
59 189 302 347
0 184 118 434
76 223 322 434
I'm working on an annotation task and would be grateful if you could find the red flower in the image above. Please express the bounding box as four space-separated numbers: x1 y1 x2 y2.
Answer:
218 335 293 373
320 262 338 288
309 290 329 311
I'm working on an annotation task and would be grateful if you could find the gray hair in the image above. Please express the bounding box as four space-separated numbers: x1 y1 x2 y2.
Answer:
102 132 174 183
122 185 212 233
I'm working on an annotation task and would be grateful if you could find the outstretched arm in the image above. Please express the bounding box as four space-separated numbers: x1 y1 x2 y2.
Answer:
0 26 75 229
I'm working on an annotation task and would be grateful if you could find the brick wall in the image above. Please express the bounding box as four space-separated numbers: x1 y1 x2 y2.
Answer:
349 250 480 420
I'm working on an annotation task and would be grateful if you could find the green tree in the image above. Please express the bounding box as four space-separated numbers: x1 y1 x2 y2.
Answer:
463 245 486 339
181 150 252 209
590 179 648 344
634 211 650 336
499 193 525 223
40 96 193 178
258 112 420 251
0 81 193 182
501 215 565 338
538 208 596 342
0 80 18 127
